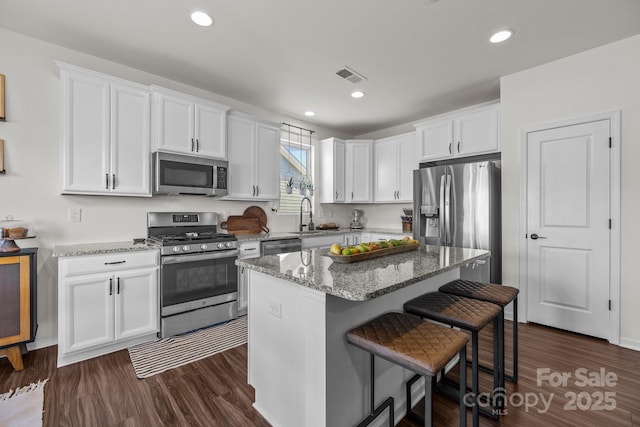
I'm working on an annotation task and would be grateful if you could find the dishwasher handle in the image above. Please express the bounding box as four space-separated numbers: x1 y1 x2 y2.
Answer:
261 239 302 255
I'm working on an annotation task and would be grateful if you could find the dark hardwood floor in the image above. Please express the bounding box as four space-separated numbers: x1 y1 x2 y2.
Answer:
1 321 639 426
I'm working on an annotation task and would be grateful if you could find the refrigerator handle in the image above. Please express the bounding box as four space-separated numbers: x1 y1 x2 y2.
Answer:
445 174 452 245
439 174 446 244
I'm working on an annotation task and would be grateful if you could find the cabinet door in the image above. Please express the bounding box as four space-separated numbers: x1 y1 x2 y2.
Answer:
455 107 499 156
60 69 110 194
195 102 227 159
110 82 151 196
114 268 158 340
227 115 256 199
373 138 399 203
346 141 372 203
238 266 248 313
254 123 280 200
0 256 30 346
397 133 417 202
154 92 194 154
62 274 114 354
416 119 453 161
334 139 346 202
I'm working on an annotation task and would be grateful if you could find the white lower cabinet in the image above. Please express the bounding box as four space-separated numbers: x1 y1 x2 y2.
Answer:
58 250 159 367
238 241 261 314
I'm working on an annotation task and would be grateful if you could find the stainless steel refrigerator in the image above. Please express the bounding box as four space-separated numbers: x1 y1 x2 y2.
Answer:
413 156 501 283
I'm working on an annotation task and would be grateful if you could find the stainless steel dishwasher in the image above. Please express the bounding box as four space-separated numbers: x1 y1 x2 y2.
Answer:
261 238 302 255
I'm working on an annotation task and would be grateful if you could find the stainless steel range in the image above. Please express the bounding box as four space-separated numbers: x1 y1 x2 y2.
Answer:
147 212 239 338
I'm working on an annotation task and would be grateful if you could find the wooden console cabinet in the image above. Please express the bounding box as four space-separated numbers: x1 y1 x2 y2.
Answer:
0 248 37 371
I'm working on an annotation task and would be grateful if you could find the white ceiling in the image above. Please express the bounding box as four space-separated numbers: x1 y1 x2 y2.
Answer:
1 0 640 136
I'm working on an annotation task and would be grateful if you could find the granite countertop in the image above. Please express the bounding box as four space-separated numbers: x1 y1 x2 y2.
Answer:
53 241 159 257
236 245 490 301
233 227 407 243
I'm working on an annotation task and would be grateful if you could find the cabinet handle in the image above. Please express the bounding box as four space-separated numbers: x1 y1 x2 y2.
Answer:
335 191 338 200
252 185 255 196
256 186 259 197
109 278 113 296
351 191 354 200
457 141 461 153
104 260 126 265
191 138 195 151
105 173 109 189
117 277 121 294
449 142 452 155
112 174 116 190
244 247 257 251
196 139 200 152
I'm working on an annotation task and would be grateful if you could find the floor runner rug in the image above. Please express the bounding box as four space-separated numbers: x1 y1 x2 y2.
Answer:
128 315 247 379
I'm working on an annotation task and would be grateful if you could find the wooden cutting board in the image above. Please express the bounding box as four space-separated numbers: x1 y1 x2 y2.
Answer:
220 216 261 235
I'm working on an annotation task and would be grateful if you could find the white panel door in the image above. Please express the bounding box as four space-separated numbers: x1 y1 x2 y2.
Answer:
397 133 417 202
194 103 227 159
333 139 346 202
110 82 151 196
64 274 114 353
227 115 256 199
527 119 610 339
61 70 110 193
373 138 398 202
346 141 372 203
155 92 194 154
455 107 499 156
417 120 453 161
255 123 280 200
114 268 158 340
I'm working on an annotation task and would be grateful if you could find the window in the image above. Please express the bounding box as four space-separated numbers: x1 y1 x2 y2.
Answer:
279 126 314 213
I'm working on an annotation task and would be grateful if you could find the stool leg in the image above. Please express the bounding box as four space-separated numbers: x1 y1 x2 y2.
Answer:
513 296 519 383
459 346 467 427
471 331 479 427
424 375 433 427
356 354 395 427
493 316 505 409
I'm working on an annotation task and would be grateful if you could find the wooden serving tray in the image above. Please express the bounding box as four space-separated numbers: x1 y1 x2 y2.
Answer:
327 243 419 263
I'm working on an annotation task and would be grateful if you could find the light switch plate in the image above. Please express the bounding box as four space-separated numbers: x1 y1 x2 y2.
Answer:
267 299 282 319
68 207 82 222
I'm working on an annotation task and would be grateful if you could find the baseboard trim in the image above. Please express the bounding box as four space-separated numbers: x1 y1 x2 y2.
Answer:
27 337 57 351
619 337 640 352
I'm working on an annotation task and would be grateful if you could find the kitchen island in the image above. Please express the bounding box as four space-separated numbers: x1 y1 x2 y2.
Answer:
237 245 490 427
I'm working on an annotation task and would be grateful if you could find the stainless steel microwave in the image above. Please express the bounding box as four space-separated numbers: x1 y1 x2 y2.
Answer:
153 151 228 197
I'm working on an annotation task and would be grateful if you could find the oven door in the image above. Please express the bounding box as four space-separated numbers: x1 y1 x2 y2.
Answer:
160 250 239 316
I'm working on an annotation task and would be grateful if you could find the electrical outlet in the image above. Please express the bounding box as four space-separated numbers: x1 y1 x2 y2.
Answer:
68 207 82 223
267 299 282 319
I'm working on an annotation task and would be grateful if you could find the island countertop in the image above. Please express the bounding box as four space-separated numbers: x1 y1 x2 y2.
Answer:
236 245 489 301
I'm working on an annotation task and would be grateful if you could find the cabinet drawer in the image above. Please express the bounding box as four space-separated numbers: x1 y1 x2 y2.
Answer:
239 241 261 259
60 250 158 277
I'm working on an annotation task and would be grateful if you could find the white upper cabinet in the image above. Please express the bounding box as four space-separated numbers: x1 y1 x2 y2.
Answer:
59 63 151 197
226 111 280 200
373 132 417 203
152 86 229 159
319 137 346 203
345 140 373 203
415 103 500 162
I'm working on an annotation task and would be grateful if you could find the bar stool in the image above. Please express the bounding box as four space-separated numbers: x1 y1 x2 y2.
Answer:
346 312 469 427
404 292 503 422
439 279 519 383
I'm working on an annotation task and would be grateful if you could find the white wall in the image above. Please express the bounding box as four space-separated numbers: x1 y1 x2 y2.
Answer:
500 34 640 346
0 28 349 349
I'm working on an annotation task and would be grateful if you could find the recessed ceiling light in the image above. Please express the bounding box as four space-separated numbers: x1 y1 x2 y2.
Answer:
489 29 513 44
191 11 213 27
304 111 315 117
351 91 365 98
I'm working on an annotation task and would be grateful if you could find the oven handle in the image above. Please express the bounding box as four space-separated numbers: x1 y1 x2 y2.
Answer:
162 250 239 265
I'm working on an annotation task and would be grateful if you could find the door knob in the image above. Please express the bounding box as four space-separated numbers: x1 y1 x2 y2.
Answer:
530 233 546 240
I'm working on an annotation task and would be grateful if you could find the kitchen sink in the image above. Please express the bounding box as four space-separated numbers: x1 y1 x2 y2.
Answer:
295 230 323 235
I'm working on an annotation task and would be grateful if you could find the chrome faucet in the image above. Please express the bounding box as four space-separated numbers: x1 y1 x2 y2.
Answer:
299 197 314 232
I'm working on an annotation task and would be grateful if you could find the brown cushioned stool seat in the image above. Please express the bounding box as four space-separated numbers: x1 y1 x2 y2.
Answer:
439 279 519 382
404 292 502 424
347 312 469 427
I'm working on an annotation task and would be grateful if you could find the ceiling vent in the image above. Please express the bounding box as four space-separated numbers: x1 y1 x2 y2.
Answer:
336 66 367 84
